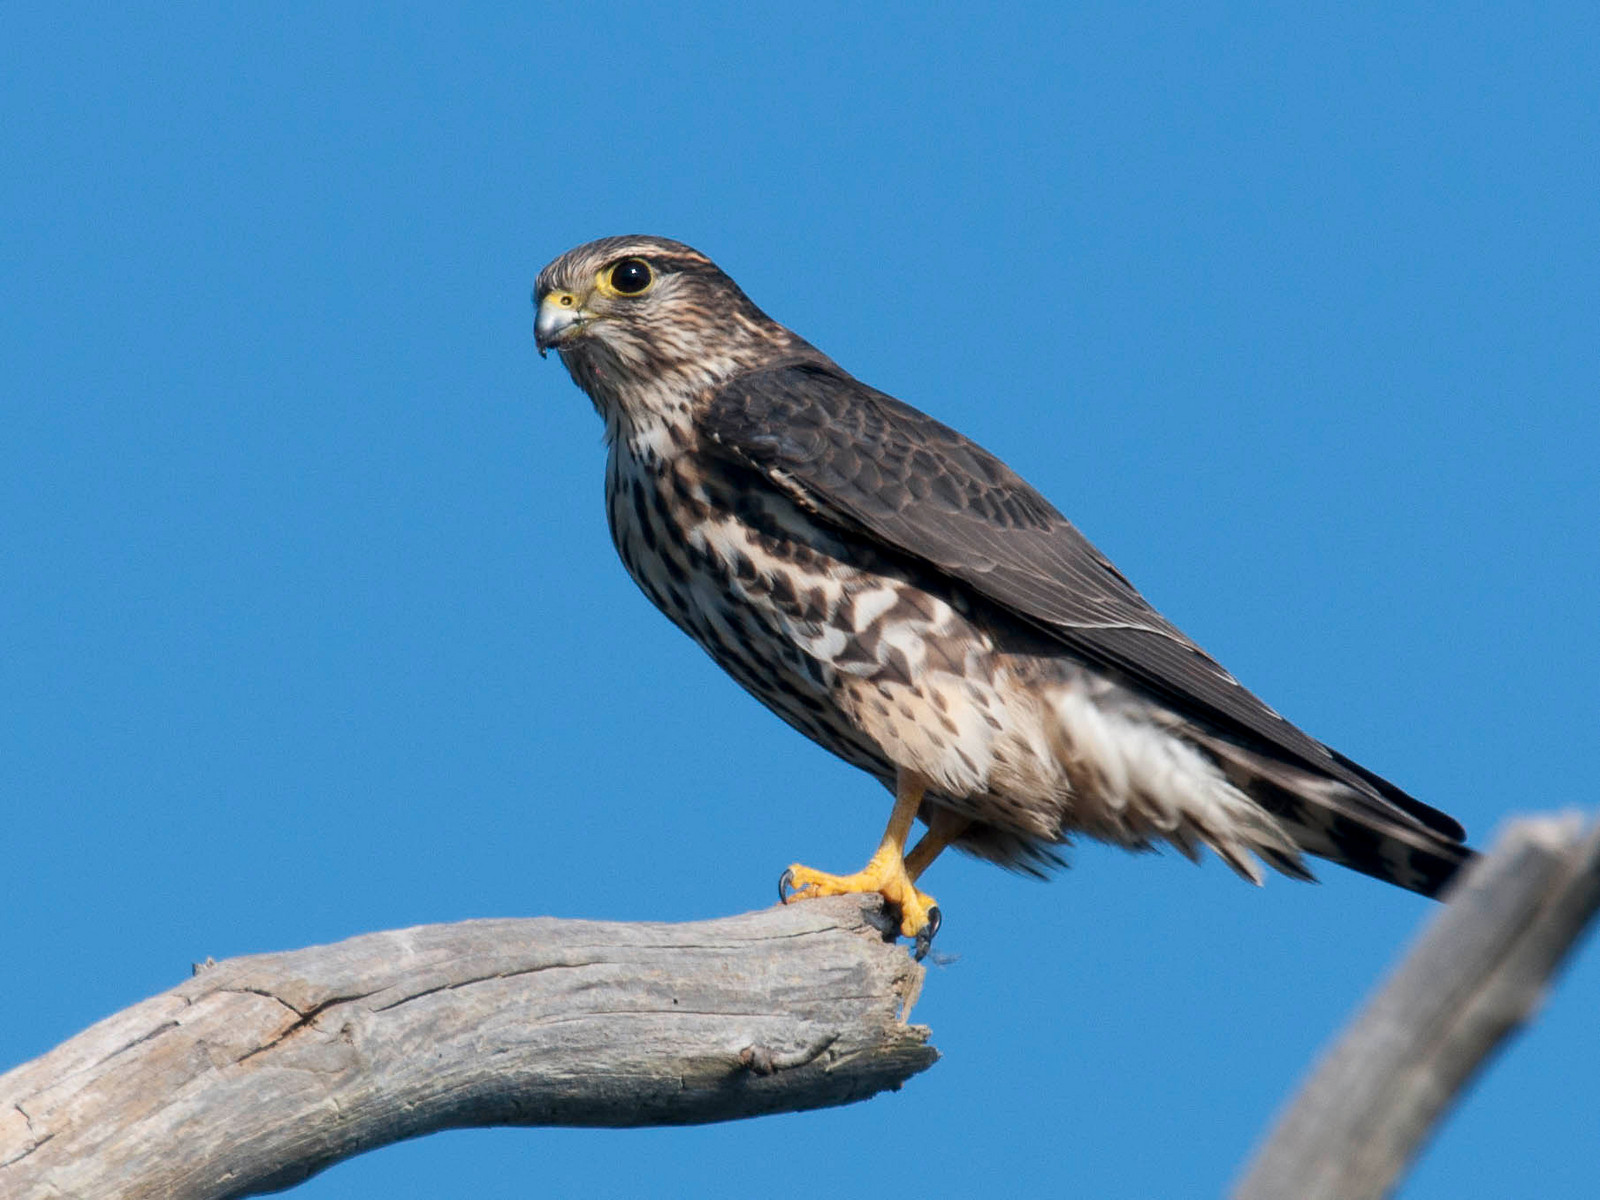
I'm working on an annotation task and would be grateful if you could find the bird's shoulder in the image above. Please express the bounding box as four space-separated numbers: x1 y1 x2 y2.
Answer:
699 356 1154 615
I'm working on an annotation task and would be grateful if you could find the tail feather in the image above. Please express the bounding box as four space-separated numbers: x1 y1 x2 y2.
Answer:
1194 733 1474 899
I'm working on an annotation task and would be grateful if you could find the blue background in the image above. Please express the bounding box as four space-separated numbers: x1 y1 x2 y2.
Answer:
5 4 1597 1196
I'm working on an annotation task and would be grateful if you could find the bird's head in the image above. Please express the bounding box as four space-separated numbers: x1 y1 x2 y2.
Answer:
534 236 812 437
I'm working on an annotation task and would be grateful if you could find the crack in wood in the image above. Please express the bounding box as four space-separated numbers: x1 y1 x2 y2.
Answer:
233 991 380 1064
0 898 936 1198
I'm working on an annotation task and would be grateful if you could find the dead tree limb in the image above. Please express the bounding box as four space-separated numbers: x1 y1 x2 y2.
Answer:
1233 813 1600 1200
0 896 935 1200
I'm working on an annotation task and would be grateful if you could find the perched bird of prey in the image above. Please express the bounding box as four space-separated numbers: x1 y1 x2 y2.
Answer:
534 235 1471 956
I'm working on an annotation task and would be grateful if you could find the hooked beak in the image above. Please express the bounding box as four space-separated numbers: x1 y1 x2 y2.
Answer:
535 290 587 358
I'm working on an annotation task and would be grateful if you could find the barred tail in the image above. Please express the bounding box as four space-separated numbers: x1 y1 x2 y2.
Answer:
1194 734 1475 898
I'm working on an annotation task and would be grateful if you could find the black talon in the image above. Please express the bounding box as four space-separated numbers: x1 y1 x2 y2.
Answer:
913 906 942 961
862 900 900 937
778 867 795 904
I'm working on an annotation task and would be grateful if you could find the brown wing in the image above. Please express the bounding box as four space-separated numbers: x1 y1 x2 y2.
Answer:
700 358 1465 846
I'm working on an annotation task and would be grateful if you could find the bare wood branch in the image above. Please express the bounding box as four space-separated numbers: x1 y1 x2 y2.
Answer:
1233 813 1600 1200
0 896 935 1200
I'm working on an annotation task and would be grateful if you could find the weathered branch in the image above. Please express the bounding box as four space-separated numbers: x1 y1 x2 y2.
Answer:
0 896 935 1200
1233 813 1600 1200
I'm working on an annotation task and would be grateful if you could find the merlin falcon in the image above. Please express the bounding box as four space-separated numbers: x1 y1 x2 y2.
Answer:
534 235 1471 956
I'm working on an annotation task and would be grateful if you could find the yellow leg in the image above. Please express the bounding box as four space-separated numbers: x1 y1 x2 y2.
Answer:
781 771 940 948
905 807 970 882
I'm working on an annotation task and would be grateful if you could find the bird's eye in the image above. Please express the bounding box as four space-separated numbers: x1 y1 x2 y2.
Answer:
609 259 653 295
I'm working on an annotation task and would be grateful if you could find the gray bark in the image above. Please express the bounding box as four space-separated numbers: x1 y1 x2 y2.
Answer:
0 896 935 1200
1233 814 1600 1200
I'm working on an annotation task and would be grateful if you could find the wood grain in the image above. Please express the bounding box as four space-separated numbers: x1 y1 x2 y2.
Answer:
1233 815 1600 1200
0 896 935 1200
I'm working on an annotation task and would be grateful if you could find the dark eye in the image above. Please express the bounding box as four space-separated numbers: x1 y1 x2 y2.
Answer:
609 258 652 294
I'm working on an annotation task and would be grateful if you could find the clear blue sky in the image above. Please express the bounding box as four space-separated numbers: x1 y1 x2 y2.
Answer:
4 5 1597 1196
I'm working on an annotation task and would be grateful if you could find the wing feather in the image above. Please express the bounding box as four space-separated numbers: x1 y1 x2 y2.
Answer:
700 359 1465 847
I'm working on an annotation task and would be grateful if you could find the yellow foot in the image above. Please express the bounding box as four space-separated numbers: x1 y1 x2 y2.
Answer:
779 854 941 958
